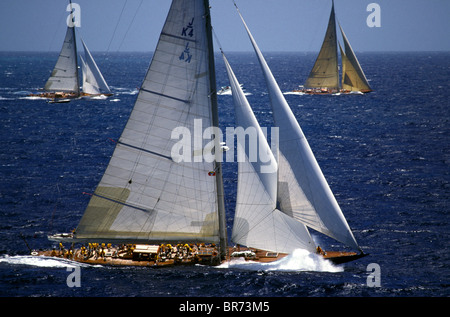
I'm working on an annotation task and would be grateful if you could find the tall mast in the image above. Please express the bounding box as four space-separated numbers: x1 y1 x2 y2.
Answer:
204 0 227 259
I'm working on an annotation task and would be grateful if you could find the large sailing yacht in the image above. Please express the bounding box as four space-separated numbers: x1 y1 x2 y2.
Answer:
35 0 367 267
295 1 372 94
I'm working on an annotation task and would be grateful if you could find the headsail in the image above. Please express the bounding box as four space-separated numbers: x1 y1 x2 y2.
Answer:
75 0 226 253
80 38 111 95
44 17 79 95
339 24 372 92
80 56 99 95
235 4 361 252
304 1 339 90
222 52 316 254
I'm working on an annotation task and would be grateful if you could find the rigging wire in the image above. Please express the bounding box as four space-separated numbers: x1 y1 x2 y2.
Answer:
47 5 66 52
106 0 129 52
211 27 225 55
117 0 144 52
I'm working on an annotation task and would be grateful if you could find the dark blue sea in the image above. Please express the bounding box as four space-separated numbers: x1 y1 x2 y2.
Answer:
0 51 449 303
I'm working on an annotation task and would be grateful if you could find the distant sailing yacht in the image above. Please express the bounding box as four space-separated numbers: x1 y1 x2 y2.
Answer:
30 2 80 102
35 0 367 267
30 1 111 101
294 1 372 94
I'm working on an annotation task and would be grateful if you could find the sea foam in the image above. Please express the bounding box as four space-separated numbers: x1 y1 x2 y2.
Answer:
217 249 344 273
0 255 90 268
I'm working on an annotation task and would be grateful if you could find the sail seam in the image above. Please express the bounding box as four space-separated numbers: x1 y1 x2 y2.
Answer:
92 193 151 213
140 88 190 104
161 32 197 43
117 140 173 161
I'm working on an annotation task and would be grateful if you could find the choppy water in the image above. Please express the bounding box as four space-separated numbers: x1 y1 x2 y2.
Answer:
0 51 449 300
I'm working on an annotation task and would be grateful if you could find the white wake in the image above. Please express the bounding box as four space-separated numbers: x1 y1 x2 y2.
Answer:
217 249 344 273
0 255 92 268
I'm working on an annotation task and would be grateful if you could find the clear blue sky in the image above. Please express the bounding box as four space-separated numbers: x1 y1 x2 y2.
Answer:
0 0 449 52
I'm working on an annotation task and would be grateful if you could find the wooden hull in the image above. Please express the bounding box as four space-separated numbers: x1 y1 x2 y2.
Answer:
33 245 367 268
226 247 368 265
81 93 113 97
322 251 369 264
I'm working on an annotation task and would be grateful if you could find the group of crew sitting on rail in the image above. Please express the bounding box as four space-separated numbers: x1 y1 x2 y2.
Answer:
51 242 219 262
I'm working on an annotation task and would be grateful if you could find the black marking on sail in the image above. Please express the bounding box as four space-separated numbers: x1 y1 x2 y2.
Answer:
181 17 195 38
161 32 196 43
117 140 173 161
140 88 190 104
93 193 151 213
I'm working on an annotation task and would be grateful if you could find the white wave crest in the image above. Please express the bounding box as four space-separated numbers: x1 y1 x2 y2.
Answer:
0 255 91 268
217 249 344 273
283 91 305 95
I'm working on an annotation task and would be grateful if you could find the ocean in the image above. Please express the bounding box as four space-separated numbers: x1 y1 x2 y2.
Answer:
0 51 449 302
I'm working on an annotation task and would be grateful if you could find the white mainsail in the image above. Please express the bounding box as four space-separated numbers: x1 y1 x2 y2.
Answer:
223 53 316 254
80 38 111 95
75 0 226 253
44 20 79 94
234 4 361 252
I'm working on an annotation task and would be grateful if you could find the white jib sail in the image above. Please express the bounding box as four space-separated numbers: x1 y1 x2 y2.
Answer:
44 24 79 93
235 5 361 251
223 52 316 254
81 38 111 94
338 24 371 92
75 0 221 244
80 55 100 95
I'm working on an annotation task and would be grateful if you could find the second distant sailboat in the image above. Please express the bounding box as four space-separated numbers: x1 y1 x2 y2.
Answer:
30 1 112 101
294 1 372 95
